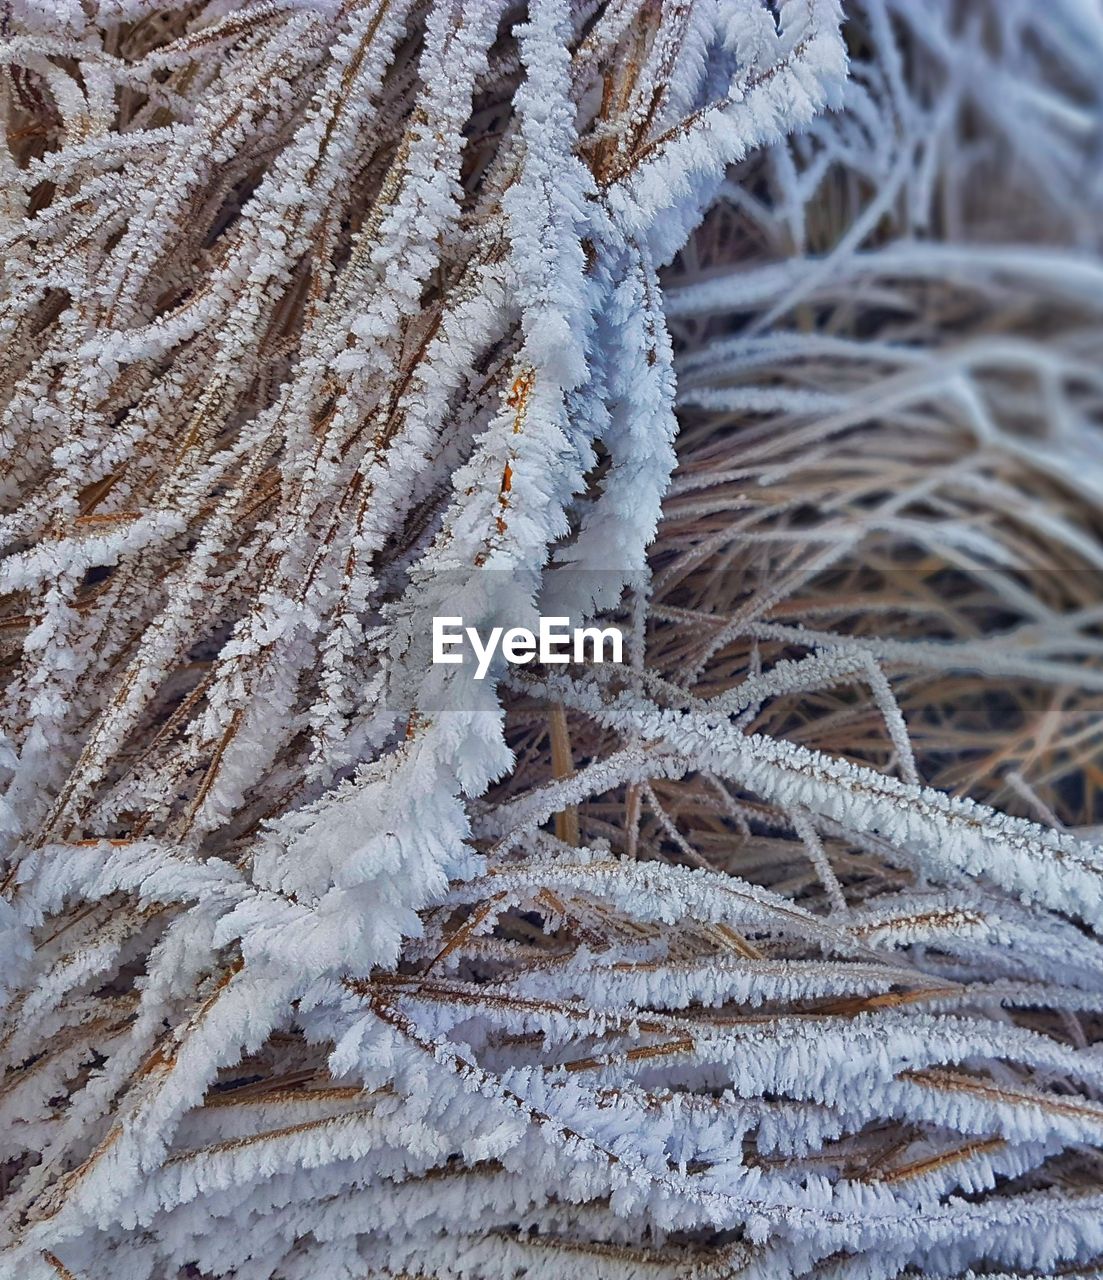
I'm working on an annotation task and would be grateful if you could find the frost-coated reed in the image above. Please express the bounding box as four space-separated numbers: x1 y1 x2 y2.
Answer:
2 1 1103 1277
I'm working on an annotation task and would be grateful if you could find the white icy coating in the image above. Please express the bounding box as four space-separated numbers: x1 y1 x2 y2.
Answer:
1 0 1103 1277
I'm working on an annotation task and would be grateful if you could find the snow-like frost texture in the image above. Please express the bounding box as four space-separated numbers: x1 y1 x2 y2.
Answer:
1 1 1103 1278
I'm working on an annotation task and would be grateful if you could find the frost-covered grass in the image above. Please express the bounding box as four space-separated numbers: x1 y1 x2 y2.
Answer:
1 1 1103 1278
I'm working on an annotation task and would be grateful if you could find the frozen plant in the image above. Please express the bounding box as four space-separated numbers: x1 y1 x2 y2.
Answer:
1 1 1103 1278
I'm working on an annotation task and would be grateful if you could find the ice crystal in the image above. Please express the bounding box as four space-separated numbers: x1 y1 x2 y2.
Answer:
1 2 1102 1278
